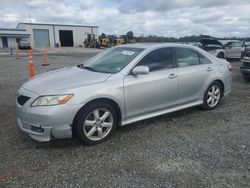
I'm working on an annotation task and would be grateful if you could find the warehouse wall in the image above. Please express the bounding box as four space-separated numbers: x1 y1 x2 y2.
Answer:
54 26 98 47
17 24 53 48
8 37 17 48
17 23 98 48
0 37 17 48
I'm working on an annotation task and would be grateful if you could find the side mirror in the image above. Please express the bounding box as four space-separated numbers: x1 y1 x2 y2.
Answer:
132 66 149 75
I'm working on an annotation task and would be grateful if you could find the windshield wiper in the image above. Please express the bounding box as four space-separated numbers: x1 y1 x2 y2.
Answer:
77 64 110 73
83 66 96 72
77 64 96 71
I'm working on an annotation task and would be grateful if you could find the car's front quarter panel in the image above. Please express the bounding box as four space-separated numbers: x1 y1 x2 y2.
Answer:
16 73 125 142
16 87 82 141
67 73 126 120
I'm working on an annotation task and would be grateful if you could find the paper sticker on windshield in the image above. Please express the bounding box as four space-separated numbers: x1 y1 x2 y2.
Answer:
121 50 135 56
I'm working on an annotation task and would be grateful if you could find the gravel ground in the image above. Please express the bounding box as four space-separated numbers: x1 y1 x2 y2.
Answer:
0 52 249 188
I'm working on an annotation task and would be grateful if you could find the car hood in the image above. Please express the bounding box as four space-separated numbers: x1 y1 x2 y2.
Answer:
200 39 224 47
22 66 112 94
207 50 219 56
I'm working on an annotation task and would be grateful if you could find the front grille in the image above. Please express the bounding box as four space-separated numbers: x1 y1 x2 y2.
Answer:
17 95 30 105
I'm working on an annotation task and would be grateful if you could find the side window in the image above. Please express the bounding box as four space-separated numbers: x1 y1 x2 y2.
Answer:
174 48 199 67
198 53 212 64
231 42 243 48
137 48 173 71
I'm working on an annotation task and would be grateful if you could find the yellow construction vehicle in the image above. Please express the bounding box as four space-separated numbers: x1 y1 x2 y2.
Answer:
84 34 100 48
113 38 125 46
99 38 111 48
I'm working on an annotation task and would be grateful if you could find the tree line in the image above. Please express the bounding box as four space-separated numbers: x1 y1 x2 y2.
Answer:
98 32 250 43
134 34 250 42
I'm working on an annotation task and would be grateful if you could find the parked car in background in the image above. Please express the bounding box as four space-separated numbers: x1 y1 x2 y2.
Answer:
16 43 232 145
18 39 31 50
190 42 202 48
200 38 225 58
221 40 245 59
240 42 250 82
200 38 244 59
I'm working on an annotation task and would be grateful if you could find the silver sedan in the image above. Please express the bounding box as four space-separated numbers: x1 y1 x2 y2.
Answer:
16 43 232 145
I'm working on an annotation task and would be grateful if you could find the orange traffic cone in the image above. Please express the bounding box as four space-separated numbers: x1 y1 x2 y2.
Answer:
42 47 49 66
28 49 35 79
15 47 20 59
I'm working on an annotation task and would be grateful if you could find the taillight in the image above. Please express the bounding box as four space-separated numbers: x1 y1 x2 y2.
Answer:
227 64 233 71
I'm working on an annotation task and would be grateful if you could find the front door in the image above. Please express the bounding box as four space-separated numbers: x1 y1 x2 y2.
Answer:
2 37 8 48
124 47 178 118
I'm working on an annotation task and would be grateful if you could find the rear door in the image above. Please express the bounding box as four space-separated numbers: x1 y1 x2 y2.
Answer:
174 47 215 105
123 47 178 118
225 41 244 58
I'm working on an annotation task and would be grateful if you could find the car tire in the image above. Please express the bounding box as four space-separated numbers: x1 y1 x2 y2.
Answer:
201 81 222 110
243 76 250 82
73 101 118 145
217 52 224 59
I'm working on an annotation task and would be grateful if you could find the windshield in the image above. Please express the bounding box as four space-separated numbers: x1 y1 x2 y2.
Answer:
80 47 144 74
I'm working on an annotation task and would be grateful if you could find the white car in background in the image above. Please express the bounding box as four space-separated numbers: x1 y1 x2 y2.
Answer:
18 39 31 50
200 38 245 59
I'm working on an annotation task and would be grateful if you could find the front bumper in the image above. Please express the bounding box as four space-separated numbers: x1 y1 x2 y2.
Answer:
240 61 250 77
240 67 250 77
17 117 52 141
16 87 81 142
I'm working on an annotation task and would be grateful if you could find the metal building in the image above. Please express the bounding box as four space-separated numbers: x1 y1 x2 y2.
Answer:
0 28 30 48
17 23 99 48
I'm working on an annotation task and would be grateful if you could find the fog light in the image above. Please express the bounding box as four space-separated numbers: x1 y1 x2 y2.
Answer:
31 126 44 133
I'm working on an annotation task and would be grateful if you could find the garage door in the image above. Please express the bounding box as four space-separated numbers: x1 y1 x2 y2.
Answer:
59 30 73 47
33 29 50 47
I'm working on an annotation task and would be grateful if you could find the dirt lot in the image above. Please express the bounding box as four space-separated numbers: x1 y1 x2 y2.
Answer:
0 51 249 188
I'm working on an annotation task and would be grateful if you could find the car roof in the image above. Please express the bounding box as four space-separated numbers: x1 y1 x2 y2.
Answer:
119 43 197 50
219 40 242 45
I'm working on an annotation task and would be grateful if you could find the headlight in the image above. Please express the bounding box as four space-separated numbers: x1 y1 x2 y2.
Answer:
31 94 74 107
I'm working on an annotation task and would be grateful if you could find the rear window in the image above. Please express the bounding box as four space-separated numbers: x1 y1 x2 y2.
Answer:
174 47 211 67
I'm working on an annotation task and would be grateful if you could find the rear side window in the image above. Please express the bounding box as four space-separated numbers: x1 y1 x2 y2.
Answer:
199 53 212 64
232 42 243 48
137 48 173 71
174 48 199 67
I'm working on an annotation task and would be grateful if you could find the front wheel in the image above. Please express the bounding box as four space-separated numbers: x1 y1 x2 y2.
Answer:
74 102 118 145
201 82 222 110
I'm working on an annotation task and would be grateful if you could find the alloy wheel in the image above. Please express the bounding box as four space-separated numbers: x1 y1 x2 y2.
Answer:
207 85 221 107
83 108 113 141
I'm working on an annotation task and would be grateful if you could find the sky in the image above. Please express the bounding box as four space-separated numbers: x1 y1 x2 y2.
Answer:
0 0 250 37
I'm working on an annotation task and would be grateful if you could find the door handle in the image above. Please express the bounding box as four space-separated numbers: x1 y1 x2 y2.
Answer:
168 73 177 79
207 67 213 72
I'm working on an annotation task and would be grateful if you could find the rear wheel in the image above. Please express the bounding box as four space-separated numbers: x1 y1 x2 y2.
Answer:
201 81 222 110
74 102 118 145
